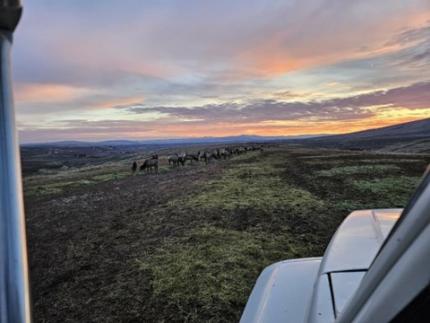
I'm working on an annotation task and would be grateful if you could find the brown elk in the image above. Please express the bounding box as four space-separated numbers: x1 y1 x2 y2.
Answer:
184 153 199 164
168 154 179 167
140 155 159 174
201 151 218 164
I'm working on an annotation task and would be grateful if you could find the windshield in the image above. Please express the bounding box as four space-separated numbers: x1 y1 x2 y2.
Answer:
9 1 430 322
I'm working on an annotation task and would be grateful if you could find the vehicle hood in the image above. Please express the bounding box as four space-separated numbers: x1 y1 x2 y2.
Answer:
308 208 402 322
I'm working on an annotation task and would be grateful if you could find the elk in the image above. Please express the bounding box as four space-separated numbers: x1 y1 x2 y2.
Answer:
168 154 180 167
140 155 159 174
131 161 137 174
185 153 199 164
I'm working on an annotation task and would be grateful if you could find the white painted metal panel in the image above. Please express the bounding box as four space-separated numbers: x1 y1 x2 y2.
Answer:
307 274 336 323
319 209 401 273
240 258 321 323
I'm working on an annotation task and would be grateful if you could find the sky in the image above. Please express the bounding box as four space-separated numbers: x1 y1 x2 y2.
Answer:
13 0 430 143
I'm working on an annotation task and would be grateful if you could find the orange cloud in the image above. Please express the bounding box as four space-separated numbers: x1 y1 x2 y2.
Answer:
94 96 145 109
18 108 429 143
15 83 89 103
233 13 430 79
15 82 145 112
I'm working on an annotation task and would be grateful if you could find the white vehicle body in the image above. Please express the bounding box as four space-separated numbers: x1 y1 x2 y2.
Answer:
241 169 430 322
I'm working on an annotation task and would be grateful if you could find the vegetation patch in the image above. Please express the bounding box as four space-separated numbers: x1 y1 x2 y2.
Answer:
25 171 132 197
92 171 129 182
178 159 325 216
358 159 423 164
137 226 309 322
24 179 94 197
351 176 421 207
316 164 401 177
304 158 422 166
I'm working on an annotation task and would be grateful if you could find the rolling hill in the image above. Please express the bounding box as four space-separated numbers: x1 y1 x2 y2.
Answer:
302 118 430 153
22 134 319 147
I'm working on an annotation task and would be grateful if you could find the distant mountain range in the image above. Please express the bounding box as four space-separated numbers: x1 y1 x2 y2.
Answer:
22 117 430 153
302 117 430 153
23 134 319 147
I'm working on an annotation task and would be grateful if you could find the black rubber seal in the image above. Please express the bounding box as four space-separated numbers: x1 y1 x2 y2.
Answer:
0 6 22 32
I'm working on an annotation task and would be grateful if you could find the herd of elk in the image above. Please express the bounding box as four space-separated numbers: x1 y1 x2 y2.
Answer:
133 146 263 174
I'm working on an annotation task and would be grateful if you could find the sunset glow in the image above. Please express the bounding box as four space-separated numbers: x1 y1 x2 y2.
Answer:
14 0 430 143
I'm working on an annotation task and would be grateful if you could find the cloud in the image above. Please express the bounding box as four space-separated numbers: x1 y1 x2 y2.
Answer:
18 80 430 143
125 81 430 123
386 25 430 47
15 83 92 103
12 1 430 142
14 0 430 86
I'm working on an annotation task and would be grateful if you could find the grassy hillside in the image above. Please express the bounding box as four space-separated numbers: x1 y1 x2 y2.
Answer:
24 145 429 322
302 117 430 152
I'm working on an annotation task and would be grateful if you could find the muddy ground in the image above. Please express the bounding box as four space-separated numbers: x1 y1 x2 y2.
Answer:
24 145 430 322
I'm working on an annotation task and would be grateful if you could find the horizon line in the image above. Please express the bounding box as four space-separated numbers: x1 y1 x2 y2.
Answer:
20 116 430 145
20 133 325 146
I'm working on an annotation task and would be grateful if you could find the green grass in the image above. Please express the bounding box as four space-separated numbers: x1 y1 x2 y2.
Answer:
316 164 401 177
25 155 253 198
24 171 131 197
24 179 94 196
357 159 423 164
136 226 310 322
304 158 422 166
177 159 325 215
351 176 421 207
